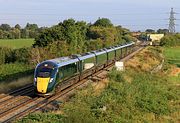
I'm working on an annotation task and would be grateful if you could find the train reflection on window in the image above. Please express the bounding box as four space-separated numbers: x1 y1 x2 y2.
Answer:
37 68 52 78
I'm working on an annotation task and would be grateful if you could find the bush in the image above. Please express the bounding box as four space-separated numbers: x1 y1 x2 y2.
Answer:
14 48 31 63
0 47 15 65
108 69 125 82
0 47 32 65
160 34 180 46
0 63 33 82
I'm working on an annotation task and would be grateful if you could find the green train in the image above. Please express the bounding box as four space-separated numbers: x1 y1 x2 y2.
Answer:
34 42 135 96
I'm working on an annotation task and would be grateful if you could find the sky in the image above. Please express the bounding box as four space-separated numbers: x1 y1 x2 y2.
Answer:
0 0 179 32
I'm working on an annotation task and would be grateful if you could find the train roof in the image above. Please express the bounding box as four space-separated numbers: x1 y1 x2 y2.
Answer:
92 50 107 56
37 42 135 68
49 57 79 68
104 47 115 53
120 42 135 48
78 53 95 61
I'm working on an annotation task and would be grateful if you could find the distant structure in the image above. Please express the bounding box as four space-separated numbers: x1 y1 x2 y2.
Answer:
131 32 141 37
168 8 176 33
147 34 164 41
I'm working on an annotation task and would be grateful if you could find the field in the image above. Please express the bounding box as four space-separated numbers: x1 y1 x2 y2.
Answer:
164 47 180 67
0 39 34 49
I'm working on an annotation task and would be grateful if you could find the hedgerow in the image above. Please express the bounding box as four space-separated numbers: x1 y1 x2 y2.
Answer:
0 63 33 82
160 34 180 47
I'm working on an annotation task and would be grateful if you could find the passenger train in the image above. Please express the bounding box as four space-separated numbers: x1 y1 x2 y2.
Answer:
34 42 135 96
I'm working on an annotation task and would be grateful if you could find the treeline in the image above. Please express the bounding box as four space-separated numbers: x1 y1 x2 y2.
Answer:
145 28 169 34
0 18 135 66
33 18 134 54
160 33 180 46
0 23 43 39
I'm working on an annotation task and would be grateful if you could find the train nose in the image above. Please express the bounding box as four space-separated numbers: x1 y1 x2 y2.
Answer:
37 77 50 93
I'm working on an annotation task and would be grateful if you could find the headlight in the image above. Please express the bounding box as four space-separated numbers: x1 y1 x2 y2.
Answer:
49 78 54 83
34 78 37 85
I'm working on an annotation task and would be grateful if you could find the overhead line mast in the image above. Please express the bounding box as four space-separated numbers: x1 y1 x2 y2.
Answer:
168 8 176 33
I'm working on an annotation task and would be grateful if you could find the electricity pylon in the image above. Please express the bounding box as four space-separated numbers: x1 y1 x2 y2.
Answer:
168 8 176 33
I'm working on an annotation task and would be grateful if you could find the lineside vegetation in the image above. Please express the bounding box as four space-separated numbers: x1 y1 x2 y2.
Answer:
160 33 180 47
16 47 180 123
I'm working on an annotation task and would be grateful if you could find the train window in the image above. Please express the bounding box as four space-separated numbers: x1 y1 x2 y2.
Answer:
37 67 53 78
62 62 78 78
39 68 52 72
83 57 95 70
38 72 50 78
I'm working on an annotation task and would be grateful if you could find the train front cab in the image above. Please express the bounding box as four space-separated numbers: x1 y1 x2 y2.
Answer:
34 61 58 96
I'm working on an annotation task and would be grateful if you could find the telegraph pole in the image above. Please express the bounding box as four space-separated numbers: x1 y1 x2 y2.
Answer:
168 8 176 33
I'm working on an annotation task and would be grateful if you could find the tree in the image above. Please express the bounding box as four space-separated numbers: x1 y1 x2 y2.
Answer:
0 24 11 31
25 23 39 38
157 29 169 34
34 18 88 54
3 31 10 39
21 29 29 38
0 30 4 39
34 26 64 47
145 29 155 33
93 18 113 27
10 28 21 39
15 24 21 30
74 21 87 53
25 23 38 31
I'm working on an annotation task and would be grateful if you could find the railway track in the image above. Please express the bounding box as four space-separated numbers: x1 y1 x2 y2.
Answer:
0 41 149 123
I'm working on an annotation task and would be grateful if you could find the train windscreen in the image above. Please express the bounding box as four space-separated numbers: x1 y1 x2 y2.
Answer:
37 67 52 78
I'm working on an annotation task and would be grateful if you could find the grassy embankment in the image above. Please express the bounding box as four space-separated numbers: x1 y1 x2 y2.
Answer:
163 46 180 86
0 39 34 49
16 46 180 123
164 47 180 67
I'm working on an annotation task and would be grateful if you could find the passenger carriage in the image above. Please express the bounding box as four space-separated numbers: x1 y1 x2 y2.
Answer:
34 42 135 96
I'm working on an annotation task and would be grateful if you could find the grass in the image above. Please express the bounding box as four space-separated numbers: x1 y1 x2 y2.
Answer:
16 46 180 123
16 113 64 123
0 39 34 49
164 47 180 67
